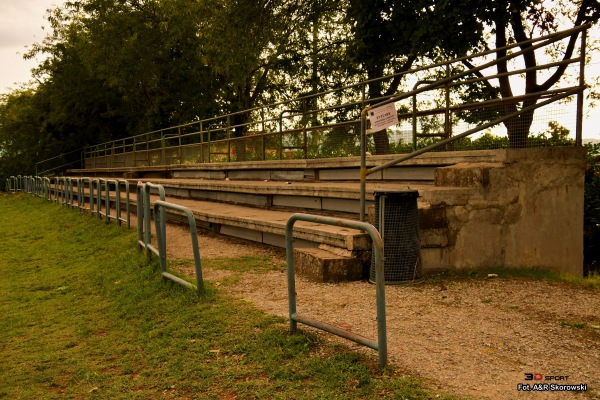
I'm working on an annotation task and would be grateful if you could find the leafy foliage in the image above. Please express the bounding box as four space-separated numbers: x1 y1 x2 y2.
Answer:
584 142 600 276
0 0 598 174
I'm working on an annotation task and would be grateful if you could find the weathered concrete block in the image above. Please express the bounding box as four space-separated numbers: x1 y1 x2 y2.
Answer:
435 163 503 188
294 247 363 282
420 228 449 248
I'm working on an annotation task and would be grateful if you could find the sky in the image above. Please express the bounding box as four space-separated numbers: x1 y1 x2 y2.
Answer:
0 1 599 138
0 0 58 93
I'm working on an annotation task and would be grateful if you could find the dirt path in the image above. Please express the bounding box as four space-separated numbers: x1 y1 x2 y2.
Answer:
163 223 600 400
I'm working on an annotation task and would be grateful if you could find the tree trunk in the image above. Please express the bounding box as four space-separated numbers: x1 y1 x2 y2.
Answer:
504 98 538 149
367 66 391 155
232 112 250 162
373 129 390 154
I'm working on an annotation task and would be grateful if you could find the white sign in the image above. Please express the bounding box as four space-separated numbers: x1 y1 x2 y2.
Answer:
368 103 398 132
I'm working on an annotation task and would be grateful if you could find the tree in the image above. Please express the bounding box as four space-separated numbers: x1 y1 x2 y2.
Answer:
346 0 599 151
346 0 488 154
466 0 600 147
0 88 48 181
198 0 346 160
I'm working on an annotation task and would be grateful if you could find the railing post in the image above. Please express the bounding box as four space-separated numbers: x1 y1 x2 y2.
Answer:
444 62 453 151
199 121 204 164
261 108 266 161
161 131 166 166
140 182 166 249
152 200 205 293
178 127 183 164
137 182 145 249
576 29 586 147
286 213 386 367
226 116 231 163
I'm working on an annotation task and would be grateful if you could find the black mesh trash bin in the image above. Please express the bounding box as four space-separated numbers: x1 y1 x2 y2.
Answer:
369 190 422 284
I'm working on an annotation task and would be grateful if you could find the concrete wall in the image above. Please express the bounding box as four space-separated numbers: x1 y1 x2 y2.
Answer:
421 147 586 276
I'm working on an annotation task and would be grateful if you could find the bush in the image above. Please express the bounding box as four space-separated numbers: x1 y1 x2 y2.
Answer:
584 143 600 276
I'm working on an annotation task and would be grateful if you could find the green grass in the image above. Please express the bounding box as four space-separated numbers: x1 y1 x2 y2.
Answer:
560 321 587 329
0 194 457 400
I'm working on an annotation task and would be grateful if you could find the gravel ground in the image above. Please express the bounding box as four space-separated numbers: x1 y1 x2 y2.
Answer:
163 222 600 400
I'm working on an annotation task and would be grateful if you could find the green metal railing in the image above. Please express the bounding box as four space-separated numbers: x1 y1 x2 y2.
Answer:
77 178 92 208
136 182 204 292
68 25 587 173
285 213 387 367
358 24 589 221
153 200 205 293
92 179 131 227
8 176 203 294
137 181 166 252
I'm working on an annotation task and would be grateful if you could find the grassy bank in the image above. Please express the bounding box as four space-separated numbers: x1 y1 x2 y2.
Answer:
0 194 453 399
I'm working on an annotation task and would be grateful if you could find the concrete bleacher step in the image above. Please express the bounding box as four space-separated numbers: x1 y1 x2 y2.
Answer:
70 179 471 282
135 178 434 215
120 189 376 282
75 150 499 182
65 150 505 282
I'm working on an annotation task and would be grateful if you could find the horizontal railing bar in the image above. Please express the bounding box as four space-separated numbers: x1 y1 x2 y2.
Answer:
162 272 197 291
368 85 584 176
292 313 378 350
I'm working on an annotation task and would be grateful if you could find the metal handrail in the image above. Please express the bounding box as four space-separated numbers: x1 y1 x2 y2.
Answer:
286 213 387 367
358 23 588 221
137 181 166 251
70 24 588 170
359 85 586 220
153 200 205 293
92 179 131 227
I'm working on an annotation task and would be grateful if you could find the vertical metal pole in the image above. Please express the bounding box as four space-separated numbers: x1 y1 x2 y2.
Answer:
133 138 137 167
412 92 418 151
302 100 308 159
115 182 121 226
137 182 144 248
96 180 101 218
144 184 152 246
123 180 131 229
226 116 231 162
188 216 204 293
178 127 182 164
261 108 266 161
199 121 204 164
158 205 167 272
360 108 369 222
161 131 166 166
576 29 586 147
373 227 387 367
445 62 452 151
105 180 110 223
286 219 298 333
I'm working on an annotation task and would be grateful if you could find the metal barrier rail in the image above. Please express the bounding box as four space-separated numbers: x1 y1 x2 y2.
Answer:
23 176 31 194
153 200 204 292
90 179 101 214
58 177 74 207
137 182 166 251
94 179 131 227
358 85 585 221
42 177 51 201
77 178 92 208
70 25 586 171
55 177 65 205
67 178 75 207
285 213 387 367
